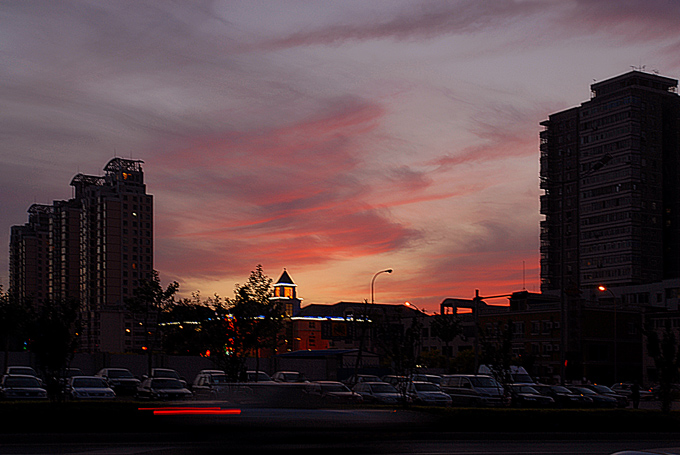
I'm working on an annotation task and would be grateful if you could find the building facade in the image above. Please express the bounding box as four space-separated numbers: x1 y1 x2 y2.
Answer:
9 204 52 306
9 158 154 353
540 70 680 292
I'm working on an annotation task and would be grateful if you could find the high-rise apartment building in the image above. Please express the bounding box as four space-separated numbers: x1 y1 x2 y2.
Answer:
9 158 153 353
540 71 680 293
9 204 52 305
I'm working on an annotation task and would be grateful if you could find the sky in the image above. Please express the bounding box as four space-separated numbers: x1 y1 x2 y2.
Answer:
2 0 680 313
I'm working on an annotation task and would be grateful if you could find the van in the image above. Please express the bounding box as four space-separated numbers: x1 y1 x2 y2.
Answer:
478 364 535 384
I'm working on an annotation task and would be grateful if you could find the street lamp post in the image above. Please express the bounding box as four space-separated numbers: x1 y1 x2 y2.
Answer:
353 269 392 384
471 290 513 375
371 269 393 304
598 285 618 384
405 301 425 365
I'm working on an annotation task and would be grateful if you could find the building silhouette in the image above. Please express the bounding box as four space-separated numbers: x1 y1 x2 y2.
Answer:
534 70 680 383
9 158 153 353
540 70 680 293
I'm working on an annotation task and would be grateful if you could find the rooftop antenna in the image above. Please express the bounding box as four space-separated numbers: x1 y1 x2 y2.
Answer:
522 261 526 290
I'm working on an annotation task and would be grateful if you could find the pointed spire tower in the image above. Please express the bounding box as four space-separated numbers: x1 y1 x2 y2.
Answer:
272 268 302 316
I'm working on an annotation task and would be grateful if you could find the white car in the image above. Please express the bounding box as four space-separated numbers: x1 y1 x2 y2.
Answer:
67 376 116 400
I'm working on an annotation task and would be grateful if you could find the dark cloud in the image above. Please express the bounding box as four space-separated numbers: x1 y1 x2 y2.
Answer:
263 0 544 48
566 0 680 40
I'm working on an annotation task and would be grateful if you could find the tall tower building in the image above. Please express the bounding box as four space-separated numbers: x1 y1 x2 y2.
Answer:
540 71 680 293
9 158 153 353
9 204 52 306
72 158 154 352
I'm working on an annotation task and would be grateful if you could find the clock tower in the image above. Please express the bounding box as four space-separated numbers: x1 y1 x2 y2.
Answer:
272 269 301 317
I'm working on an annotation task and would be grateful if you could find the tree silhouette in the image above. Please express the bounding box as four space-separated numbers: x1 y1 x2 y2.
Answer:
125 270 179 374
431 313 462 372
480 318 514 402
199 265 284 381
0 286 30 372
646 322 680 413
28 297 80 401
230 265 284 380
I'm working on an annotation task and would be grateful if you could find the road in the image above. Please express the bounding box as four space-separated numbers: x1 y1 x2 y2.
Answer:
2 434 680 454
2 407 680 454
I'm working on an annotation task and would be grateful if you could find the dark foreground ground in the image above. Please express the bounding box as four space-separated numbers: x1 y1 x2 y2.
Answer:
2 402 680 454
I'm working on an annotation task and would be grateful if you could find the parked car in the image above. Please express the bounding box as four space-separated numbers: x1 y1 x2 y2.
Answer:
192 370 229 399
406 381 452 407
567 386 617 408
585 384 629 408
532 384 591 408
145 368 187 388
342 374 382 386
304 381 363 404
4 366 43 385
410 374 442 385
440 374 504 407
272 371 308 383
478 364 535 384
382 375 409 392
67 376 115 400
58 368 84 383
246 371 275 383
611 382 654 401
508 384 555 408
5 366 39 377
0 374 47 400
352 382 401 405
650 383 680 401
137 378 192 401
95 368 140 395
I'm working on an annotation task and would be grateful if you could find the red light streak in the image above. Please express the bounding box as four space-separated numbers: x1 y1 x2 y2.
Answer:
154 409 241 416
138 406 241 416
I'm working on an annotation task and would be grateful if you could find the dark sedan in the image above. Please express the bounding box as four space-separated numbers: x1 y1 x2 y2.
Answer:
0 374 47 400
586 384 629 408
305 381 363 404
532 384 591 408
509 384 555 408
568 386 617 408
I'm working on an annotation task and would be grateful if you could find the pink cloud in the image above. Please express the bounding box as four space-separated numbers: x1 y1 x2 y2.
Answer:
148 100 427 282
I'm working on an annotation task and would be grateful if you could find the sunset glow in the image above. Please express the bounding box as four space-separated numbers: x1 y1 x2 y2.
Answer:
1 1 679 313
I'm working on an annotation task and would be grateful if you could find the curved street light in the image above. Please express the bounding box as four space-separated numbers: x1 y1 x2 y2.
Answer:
405 301 425 314
371 269 393 304
352 268 393 384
